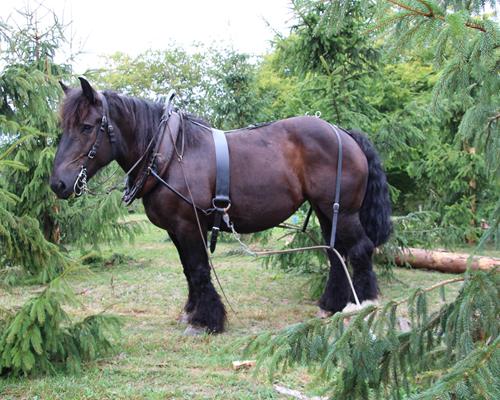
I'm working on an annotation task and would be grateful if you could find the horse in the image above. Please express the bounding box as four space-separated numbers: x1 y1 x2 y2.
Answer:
50 77 392 334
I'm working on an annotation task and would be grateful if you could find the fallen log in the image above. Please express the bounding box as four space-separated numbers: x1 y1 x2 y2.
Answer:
394 247 500 274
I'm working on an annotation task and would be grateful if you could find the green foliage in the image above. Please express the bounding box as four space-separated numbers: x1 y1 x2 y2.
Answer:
0 6 140 283
0 275 121 376
206 49 259 129
246 269 500 399
90 47 208 115
369 0 499 187
91 46 260 129
0 7 125 377
0 136 67 283
269 0 381 128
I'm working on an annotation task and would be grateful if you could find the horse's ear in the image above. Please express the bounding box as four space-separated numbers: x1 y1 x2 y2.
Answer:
59 80 70 94
78 76 97 104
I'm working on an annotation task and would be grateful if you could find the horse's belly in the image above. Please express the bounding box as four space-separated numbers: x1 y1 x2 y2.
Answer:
228 179 304 233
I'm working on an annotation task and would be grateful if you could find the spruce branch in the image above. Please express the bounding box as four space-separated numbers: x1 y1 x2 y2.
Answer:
386 0 487 32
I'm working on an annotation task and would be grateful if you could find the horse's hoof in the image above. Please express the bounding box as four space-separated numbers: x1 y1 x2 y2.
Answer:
317 308 333 319
342 299 379 313
178 312 190 324
183 325 206 336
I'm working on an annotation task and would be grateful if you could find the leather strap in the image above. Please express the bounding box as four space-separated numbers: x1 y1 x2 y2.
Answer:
329 124 343 249
212 129 231 208
209 129 231 253
122 106 180 205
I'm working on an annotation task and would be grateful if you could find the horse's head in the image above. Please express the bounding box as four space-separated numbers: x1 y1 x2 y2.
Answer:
50 77 116 199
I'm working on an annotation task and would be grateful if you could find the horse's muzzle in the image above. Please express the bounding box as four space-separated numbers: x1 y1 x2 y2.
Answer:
50 176 73 199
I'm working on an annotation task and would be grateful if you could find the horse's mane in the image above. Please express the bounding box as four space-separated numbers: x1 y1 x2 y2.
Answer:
61 89 212 154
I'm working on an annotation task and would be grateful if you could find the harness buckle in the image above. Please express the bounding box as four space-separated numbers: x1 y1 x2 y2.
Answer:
212 197 231 213
333 202 340 213
88 149 97 159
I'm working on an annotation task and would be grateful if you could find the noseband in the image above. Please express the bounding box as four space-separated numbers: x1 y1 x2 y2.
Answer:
74 94 116 196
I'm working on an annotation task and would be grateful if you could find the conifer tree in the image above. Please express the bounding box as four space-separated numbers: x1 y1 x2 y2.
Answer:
249 2 500 398
247 269 499 399
0 5 124 376
0 6 140 281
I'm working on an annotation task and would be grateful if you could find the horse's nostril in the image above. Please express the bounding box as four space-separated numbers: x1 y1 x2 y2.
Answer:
50 179 66 194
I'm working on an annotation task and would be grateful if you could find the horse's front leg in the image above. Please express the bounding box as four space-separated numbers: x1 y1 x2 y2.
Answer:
169 234 196 323
172 229 227 334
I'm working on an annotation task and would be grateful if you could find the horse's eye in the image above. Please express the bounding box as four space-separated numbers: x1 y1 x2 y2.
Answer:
81 124 94 134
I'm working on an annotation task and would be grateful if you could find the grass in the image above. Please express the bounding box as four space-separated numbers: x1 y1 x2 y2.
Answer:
0 222 471 399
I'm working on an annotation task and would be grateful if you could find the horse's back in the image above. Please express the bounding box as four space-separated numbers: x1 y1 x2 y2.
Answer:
225 116 368 231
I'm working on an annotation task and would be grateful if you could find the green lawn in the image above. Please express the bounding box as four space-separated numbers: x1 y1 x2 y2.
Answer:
0 223 466 399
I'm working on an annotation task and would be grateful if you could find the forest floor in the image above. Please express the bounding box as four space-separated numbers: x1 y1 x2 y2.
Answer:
0 221 480 399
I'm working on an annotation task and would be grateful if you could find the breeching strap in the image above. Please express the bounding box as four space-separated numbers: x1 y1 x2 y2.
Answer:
329 124 343 249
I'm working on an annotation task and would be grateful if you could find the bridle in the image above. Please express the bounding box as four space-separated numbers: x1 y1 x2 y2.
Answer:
72 90 179 202
73 94 116 196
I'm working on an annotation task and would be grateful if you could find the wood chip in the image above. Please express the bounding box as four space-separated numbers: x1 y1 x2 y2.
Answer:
232 359 256 370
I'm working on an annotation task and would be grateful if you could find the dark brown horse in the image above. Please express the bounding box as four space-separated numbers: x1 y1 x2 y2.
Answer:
50 78 391 334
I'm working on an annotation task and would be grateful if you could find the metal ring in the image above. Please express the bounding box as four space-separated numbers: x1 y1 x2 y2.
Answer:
212 198 231 212
73 166 88 197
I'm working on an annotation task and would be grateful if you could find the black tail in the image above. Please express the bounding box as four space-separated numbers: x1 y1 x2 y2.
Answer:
348 130 392 246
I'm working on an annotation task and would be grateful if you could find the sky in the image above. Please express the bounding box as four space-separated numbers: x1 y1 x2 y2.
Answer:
0 0 294 73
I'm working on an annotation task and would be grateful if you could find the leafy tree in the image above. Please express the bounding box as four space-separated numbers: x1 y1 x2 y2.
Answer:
268 0 381 129
92 46 260 130
206 48 259 129
372 0 499 174
90 47 209 115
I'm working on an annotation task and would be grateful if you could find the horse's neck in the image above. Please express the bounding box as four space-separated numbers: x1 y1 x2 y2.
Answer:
108 95 162 175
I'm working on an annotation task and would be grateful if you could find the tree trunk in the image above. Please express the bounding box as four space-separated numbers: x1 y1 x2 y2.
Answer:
394 247 500 274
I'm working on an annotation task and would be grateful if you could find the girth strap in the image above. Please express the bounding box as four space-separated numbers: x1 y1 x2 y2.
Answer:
210 129 231 253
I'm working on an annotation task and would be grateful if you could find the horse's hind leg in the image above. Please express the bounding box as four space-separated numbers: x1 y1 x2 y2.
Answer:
314 209 378 314
343 215 378 304
314 210 351 314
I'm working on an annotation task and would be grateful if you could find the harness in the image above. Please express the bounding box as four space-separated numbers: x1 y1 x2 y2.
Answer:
76 92 343 258
118 93 232 252
73 94 359 310
122 91 179 205
209 129 231 252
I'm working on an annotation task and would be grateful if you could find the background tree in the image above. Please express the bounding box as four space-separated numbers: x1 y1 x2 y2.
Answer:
91 46 260 129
